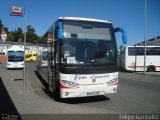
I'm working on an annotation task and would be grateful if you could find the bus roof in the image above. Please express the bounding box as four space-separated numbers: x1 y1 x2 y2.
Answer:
58 16 111 24
7 45 24 51
42 48 48 52
126 45 160 48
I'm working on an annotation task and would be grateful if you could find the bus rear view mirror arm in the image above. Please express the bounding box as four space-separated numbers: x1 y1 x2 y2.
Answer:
57 22 64 40
114 27 127 44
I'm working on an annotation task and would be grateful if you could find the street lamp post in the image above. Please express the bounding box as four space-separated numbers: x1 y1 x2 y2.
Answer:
23 8 26 92
10 6 27 93
144 0 147 74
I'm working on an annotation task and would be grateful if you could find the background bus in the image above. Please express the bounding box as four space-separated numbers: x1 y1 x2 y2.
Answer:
7 45 24 69
25 51 37 61
119 46 160 72
38 16 126 98
41 48 48 67
37 48 53 68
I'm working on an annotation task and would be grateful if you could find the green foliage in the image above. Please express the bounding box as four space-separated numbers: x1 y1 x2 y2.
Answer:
26 25 39 43
0 20 8 33
7 32 14 41
0 20 3 28
4 27 8 33
1 19 44 44
6 27 23 42
15 27 23 42
38 32 47 44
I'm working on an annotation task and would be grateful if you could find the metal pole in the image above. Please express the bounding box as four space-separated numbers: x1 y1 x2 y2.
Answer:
144 0 147 74
23 8 26 92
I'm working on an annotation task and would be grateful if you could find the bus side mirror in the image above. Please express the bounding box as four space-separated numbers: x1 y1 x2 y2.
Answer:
114 27 127 44
57 22 64 40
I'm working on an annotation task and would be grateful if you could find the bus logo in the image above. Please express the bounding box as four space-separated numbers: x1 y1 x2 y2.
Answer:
90 74 109 80
90 75 96 80
90 75 96 83
92 79 96 83
74 75 87 81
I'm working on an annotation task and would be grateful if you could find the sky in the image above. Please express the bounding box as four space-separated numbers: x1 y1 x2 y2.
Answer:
0 0 160 47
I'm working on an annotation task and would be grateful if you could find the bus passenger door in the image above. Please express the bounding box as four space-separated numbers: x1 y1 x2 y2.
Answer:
48 43 57 94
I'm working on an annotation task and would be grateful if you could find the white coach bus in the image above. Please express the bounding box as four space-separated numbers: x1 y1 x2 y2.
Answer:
7 45 24 69
38 16 127 98
119 46 160 72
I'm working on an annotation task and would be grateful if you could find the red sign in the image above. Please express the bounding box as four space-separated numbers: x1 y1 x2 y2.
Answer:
10 6 23 16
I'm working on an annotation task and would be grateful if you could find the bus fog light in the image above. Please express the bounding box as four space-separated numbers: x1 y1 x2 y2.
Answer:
65 92 69 96
107 78 118 86
113 88 117 92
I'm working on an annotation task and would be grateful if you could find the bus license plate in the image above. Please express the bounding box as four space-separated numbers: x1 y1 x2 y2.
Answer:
87 92 100 96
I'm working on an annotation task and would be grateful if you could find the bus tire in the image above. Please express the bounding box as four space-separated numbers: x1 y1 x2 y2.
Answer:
147 65 155 72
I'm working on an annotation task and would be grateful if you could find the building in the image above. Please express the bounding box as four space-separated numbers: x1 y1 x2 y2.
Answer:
0 27 7 42
134 35 160 46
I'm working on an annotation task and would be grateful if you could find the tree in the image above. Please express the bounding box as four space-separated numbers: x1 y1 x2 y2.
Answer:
26 25 39 43
6 27 23 42
3 22 39 44
38 32 48 44
4 27 8 34
7 32 14 41
15 27 23 42
0 20 3 28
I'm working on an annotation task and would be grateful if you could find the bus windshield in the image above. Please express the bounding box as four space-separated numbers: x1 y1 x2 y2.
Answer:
8 51 24 62
61 20 117 65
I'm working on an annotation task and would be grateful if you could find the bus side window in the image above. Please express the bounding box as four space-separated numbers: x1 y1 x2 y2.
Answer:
146 48 155 55
128 47 136 56
156 47 160 55
137 47 144 55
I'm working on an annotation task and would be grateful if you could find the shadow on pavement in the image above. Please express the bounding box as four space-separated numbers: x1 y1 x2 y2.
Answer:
118 67 134 73
0 77 22 120
56 95 110 104
34 71 110 104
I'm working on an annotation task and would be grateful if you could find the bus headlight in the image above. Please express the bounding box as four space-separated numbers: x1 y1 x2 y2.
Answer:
61 80 79 88
107 78 118 86
7 63 11 65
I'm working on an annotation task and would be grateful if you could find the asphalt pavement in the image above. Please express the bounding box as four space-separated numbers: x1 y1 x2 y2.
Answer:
0 62 160 120
0 62 118 120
